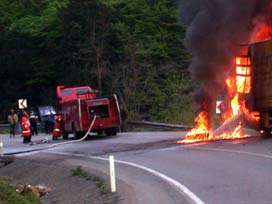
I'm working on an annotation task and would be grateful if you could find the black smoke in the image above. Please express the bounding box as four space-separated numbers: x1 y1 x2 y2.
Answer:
179 0 271 127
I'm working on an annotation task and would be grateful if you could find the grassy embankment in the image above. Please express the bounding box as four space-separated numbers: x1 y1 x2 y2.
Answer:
0 177 40 204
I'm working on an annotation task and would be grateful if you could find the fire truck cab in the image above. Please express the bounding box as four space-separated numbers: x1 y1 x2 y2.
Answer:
57 85 121 139
57 86 97 104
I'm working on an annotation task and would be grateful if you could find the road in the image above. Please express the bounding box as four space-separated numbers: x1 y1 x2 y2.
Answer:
2 132 272 204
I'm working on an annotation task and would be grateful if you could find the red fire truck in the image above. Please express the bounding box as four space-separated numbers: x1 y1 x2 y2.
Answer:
57 85 121 139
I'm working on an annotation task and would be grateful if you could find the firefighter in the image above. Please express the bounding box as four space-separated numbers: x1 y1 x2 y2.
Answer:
21 112 31 143
52 114 63 140
7 109 18 138
29 110 39 136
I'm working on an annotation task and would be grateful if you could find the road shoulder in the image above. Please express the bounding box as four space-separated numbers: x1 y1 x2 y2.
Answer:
0 156 118 204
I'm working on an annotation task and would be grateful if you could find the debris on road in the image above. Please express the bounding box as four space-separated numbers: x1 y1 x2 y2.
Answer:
29 138 50 145
16 184 51 197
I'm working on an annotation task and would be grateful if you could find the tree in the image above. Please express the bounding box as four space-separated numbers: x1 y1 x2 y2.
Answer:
0 0 194 125
104 0 191 121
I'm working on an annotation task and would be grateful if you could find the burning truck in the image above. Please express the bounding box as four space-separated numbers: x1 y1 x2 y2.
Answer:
250 39 272 134
178 0 272 143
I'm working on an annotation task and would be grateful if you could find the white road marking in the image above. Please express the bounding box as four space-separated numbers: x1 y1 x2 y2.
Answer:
190 147 272 160
48 150 206 204
154 143 272 161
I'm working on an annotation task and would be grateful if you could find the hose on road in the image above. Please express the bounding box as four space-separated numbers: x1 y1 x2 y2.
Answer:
4 116 97 156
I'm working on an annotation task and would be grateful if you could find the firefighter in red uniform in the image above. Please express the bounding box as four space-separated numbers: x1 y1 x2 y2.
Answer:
52 114 63 140
21 112 31 143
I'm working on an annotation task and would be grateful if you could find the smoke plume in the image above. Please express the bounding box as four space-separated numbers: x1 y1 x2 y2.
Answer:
179 0 272 127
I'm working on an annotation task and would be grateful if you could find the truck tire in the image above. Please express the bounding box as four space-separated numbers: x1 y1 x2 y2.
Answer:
76 132 85 139
105 128 118 136
111 128 118 136
63 131 69 139
72 124 84 139
72 125 78 139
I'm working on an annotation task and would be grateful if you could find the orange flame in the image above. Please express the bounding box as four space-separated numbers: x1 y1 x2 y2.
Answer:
235 57 251 94
216 124 245 140
179 16 272 144
255 23 272 42
179 55 259 144
183 111 210 143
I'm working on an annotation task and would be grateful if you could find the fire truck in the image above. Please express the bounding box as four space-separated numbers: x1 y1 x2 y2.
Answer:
57 85 121 139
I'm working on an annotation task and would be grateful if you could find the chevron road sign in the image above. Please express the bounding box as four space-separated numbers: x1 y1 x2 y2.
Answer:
18 99 27 109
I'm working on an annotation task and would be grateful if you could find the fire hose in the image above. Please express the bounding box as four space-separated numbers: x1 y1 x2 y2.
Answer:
4 116 97 156
47 115 97 148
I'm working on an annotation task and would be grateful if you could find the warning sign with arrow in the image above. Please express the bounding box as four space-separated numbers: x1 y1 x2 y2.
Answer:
216 101 225 114
18 99 27 109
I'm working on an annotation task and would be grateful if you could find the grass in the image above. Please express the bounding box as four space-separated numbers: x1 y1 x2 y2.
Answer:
70 166 111 203
0 129 9 134
70 166 89 178
0 177 40 204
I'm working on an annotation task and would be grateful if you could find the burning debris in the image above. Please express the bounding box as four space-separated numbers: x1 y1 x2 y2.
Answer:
178 0 272 143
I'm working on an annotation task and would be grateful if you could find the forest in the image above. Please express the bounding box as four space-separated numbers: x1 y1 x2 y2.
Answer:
0 0 197 124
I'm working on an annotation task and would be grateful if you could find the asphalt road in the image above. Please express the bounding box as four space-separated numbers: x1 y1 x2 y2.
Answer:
2 132 272 204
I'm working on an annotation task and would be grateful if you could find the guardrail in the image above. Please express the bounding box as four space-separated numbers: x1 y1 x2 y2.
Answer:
0 123 42 128
0 121 193 131
0 123 42 132
127 120 192 131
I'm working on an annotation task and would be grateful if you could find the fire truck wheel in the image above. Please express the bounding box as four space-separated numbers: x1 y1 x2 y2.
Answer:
76 132 84 139
63 131 68 139
72 125 77 139
111 128 117 136
105 129 111 136
72 125 84 139
105 128 117 136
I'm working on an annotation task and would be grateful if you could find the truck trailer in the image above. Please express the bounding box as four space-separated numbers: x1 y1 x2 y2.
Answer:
57 85 121 139
249 39 272 133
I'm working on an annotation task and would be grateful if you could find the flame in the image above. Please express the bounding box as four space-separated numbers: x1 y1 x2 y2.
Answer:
235 57 251 94
179 11 272 144
216 124 249 140
182 111 210 143
255 23 272 42
179 55 259 144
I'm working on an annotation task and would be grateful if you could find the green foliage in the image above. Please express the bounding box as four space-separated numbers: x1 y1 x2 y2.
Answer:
8 0 68 38
150 76 197 124
0 0 195 125
103 0 193 123
70 166 89 178
107 0 186 61
70 166 110 200
0 178 40 204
